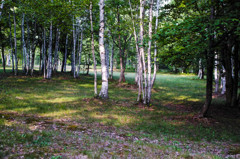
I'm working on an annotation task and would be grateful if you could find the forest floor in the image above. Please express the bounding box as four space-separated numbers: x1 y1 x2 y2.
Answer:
0 70 240 159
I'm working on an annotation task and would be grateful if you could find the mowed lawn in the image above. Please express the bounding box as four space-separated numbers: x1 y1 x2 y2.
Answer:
0 67 240 158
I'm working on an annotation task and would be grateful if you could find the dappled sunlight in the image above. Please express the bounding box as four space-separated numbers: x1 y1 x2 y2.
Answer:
13 107 38 113
40 109 79 118
0 72 238 153
88 111 139 126
47 97 77 104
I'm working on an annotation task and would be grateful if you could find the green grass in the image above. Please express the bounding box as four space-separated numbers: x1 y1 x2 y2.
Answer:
0 65 239 158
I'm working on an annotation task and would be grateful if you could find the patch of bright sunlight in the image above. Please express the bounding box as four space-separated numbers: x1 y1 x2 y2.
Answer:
13 107 38 112
34 96 77 103
90 113 137 125
78 84 93 87
157 86 167 90
41 110 79 118
175 95 189 100
2 119 15 126
188 98 201 102
17 79 25 82
48 97 77 104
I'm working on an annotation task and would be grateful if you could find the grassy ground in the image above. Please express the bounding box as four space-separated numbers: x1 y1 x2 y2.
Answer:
0 66 240 158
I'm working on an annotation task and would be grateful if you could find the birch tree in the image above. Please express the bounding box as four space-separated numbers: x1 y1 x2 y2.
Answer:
13 8 18 76
214 54 220 93
54 28 60 73
110 43 114 79
26 20 30 75
72 17 76 78
21 13 27 73
99 0 108 99
139 0 147 104
63 34 68 72
43 29 46 78
151 0 160 87
77 29 83 77
90 1 98 96
30 21 37 76
8 12 14 73
129 0 142 101
47 21 53 79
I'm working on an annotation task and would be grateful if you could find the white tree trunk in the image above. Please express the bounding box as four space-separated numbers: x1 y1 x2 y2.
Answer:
8 12 14 73
30 21 37 76
99 0 108 99
147 0 153 105
135 52 139 84
105 41 110 78
64 34 68 72
129 0 143 102
21 13 27 72
26 20 30 75
43 29 46 78
198 59 203 79
47 22 53 79
72 17 76 78
13 9 18 75
110 43 114 79
151 0 160 88
54 28 60 73
90 1 98 96
221 66 226 94
214 54 220 93
139 0 147 104
77 29 83 77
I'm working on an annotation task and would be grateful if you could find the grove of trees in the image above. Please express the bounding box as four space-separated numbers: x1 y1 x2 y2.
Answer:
0 0 239 117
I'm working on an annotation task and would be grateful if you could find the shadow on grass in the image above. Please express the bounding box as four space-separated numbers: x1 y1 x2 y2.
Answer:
0 72 240 144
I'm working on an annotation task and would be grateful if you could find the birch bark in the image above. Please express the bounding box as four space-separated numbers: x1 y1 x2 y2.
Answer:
77 29 83 77
129 0 142 101
72 17 76 78
110 44 114 79
198 59 204 79
21 14 27 72
54 28 60 73
43 29 46 78
147 0 153 105
64 34 68 72
26 20 30 75
139 0 147 104
13 9 18 75
47 22 53 79
99 0 108 99
214 54 220 93
9 12 14 73
90 1 98 96
30 21 37 76
105 41 109 78
151 0 160 88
